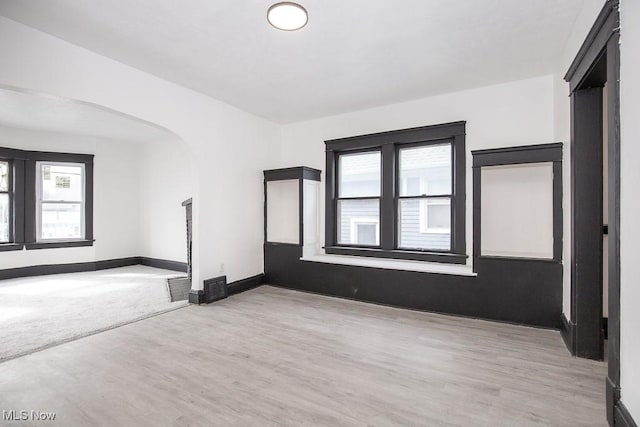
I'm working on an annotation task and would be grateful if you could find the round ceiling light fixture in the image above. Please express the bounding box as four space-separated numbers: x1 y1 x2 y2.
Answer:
267 2 308 31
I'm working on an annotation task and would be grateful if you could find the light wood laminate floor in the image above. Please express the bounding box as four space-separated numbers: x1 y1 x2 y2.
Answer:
0 285 606 426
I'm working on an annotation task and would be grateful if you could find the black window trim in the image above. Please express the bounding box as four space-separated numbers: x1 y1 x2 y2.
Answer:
0 158 12 243
325 121 467 264
0 147 94 251
471 142 563 266
0 157 22 252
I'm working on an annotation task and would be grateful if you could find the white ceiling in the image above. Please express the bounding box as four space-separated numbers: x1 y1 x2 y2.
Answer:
0 87 175 143
0 0 585 124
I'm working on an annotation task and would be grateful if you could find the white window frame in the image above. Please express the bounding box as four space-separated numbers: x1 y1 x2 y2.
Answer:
35 161 86 242
350 216 380 245
419 198 451 234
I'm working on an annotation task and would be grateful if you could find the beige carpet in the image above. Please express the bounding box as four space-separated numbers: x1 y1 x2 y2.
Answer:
0 265 188 362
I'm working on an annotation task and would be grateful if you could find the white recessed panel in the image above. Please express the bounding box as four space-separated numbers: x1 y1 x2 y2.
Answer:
481 163 554 259
302 179 319 256
267 180 299 244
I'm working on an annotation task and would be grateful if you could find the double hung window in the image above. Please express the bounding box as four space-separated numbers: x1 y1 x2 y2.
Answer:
0 147 93 251
0 160 11 243
36 162 86 241
325 121 466 264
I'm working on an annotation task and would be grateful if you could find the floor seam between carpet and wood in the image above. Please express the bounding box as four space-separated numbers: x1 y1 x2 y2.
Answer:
0 265 190 363
0 303 189 364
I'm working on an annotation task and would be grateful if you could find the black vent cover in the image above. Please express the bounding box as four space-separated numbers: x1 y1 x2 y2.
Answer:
204 276 227 303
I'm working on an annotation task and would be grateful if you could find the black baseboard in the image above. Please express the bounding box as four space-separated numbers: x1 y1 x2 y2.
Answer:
560 313 576 355
138 257 188 273
95 257 141 270
227 274 264 296
188 289 205 304
560 312 604 361
616 402 638 427
189 274 264 305
0 257 137 280
609 376 621 426
0 256 188 281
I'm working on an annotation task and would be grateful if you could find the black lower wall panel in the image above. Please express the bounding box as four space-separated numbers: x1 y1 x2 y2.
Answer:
265 244 562 328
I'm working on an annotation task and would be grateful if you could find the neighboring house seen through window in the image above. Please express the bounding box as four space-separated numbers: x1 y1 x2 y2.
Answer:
36 162 86 241
337 151 381 246
398 143 453 250
325 122 466 264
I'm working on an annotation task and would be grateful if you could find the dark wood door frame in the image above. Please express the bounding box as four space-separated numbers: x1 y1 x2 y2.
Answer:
182 198 193 282
563 1 621 425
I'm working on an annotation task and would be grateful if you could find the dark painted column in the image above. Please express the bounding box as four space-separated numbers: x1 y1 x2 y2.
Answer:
570 87 604 360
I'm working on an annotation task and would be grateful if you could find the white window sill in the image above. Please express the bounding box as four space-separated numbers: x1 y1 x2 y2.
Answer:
300 253 477 276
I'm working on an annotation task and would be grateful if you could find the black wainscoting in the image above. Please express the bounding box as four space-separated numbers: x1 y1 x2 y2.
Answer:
265 244 562 328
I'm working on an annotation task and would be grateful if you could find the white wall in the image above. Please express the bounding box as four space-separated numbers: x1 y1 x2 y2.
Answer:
551 0 640 419
0 125 194 269
0 125 140 268
0 16 280 286
138 139 191 262
276 75 555 263
0 12 561 288
620 0 640 420
1 5 635 417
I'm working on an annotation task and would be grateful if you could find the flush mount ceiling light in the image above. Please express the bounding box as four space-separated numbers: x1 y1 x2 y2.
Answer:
267 2 308 31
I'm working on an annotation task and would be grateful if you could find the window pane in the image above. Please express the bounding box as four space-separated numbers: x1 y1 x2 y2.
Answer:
0 161 8 192
41 164 84 202
399 144 451 196
0 193 8 243
337 199 379 245
398 198 451 250
339 151 381 197
41 203 83 240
